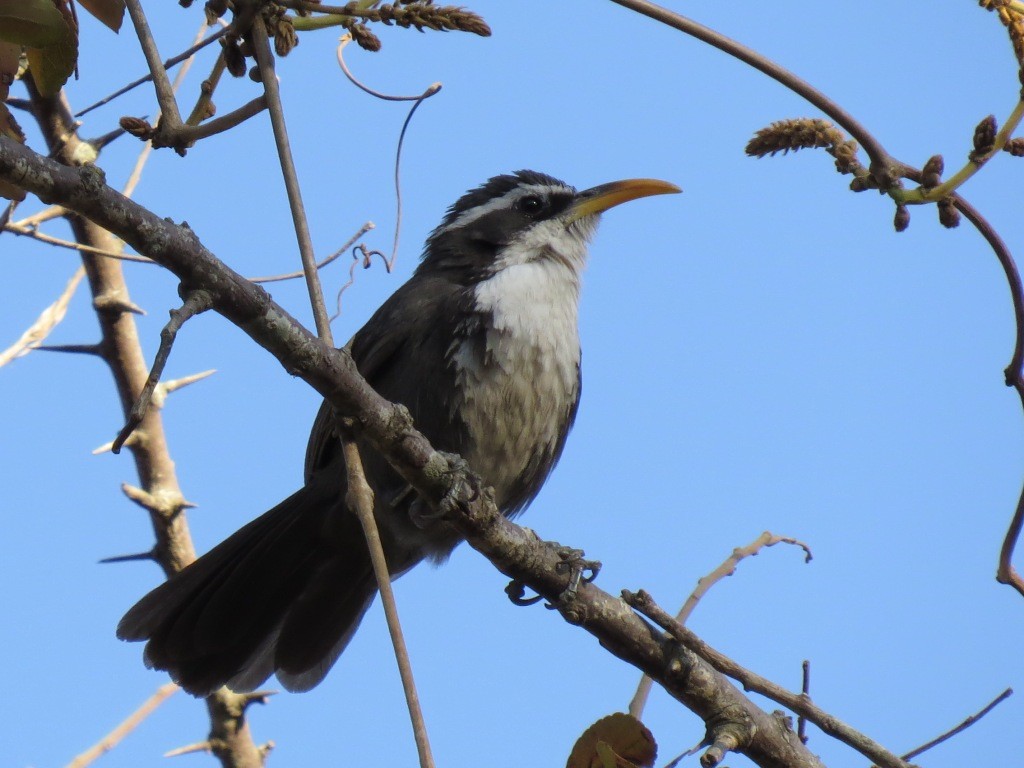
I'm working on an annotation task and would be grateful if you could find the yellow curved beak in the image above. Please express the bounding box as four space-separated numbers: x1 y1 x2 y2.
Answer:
567 178 681 222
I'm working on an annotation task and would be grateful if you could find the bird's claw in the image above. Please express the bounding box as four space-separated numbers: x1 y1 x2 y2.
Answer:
503 542 601 609
549 544 601 606
505 580 544 606
411 452 479 528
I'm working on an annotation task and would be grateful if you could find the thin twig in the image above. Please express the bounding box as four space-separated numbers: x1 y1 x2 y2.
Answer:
330 244 391 321
607 0 898 186
177 96 268 144
336 34 442 102
66 683 179 768
335 35 441 283
12 203 65 228
250 16 333 345
112 290 213 454
901 687 1013 760
797 660 811 744
250 221 375 283
123 0 183 127
623 589 912 768
123 20 211 199
949 193 1024 597
0 198 16 229
899 100 1024 204
184 50 227 127
628 531 812 719
74 26 230 117
4 221 151 262
339 432 436 768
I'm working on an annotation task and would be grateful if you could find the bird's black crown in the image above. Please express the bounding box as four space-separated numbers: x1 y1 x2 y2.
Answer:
436 169 573 230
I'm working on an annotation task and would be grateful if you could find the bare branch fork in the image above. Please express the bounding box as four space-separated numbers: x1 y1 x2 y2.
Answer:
628 531 813 720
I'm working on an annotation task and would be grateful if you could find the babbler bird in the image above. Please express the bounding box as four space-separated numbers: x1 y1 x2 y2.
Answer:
118 170 679 695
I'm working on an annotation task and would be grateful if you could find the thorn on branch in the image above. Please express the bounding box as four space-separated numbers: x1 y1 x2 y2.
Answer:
152 368 217 408
112 290 213 454
99 549 157 564
35 342 104 356
94 291 146 316
239 690 278 711
164 741 213 758
93 433 140 454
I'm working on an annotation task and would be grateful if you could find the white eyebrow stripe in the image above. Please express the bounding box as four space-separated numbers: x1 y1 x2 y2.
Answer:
437 183 571 234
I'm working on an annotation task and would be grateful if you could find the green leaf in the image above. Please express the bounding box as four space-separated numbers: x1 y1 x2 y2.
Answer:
0 0 68 47
24 0 77 96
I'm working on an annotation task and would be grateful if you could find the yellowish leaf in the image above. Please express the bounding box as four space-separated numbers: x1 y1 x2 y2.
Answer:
77 0 125 32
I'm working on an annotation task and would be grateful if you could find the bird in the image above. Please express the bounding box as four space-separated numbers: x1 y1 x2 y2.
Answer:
117 170 680 696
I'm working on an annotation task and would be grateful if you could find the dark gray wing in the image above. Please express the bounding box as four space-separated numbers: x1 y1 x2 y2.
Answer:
303 274 470 484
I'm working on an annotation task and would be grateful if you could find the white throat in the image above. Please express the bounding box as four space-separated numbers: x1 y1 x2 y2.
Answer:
449 225 590 508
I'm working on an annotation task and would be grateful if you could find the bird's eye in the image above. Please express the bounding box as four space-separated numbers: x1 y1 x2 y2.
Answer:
519 195 544 216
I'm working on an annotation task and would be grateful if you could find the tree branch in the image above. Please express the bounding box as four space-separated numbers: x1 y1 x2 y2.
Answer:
0 133 872 768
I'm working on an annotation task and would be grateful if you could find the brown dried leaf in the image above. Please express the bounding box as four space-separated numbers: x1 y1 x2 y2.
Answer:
24 0 77 96
566 713 657 768
0 0 67 47
77 0 125 32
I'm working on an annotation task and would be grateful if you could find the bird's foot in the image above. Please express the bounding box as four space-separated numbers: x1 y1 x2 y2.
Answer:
504 541 601 609
548 543 601 606
409 452 479 529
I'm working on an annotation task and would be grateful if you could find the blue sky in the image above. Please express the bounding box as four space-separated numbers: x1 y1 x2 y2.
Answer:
3 3 1024 767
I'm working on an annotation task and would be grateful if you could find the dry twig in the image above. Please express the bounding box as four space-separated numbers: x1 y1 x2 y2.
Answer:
341 432 436 768
66 683 178 768
628 531 812 719
0 265 85 367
